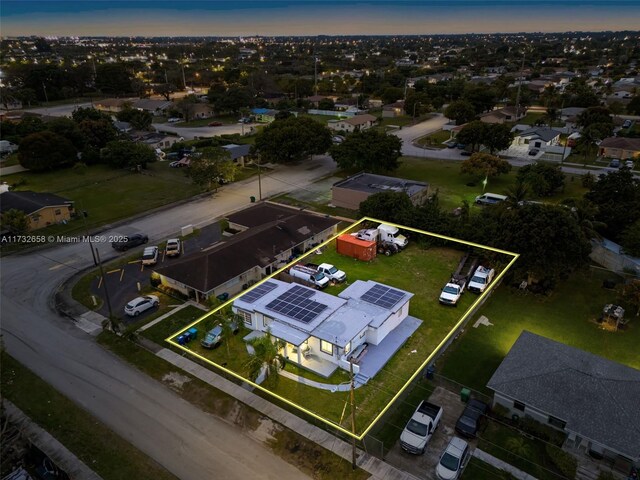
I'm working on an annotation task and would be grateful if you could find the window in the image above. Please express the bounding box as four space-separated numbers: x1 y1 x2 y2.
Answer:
263 316 272 328
548 416 567 429
344 342 351 355
513 400 525 412
54 209 61 215
237 309 252 326
320 340 333 355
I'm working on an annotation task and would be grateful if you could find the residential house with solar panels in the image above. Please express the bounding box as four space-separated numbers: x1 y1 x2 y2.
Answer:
233 278 422 381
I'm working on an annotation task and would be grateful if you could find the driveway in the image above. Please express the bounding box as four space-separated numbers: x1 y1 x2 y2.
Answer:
1 163 334 480
385 386 468 480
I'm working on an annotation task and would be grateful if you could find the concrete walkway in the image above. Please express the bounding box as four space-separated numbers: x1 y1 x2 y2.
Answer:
137 301 207 332
473 448 538 480
156 348 420 480
4 400 103 480
0 164 28 176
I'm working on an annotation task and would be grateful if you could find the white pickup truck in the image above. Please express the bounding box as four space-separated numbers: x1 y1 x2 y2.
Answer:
306 263 347 282
467 266 496 294
439 281 464 306
400 400 443 455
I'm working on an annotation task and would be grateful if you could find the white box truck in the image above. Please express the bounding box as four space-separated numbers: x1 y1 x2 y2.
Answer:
352 223 408 256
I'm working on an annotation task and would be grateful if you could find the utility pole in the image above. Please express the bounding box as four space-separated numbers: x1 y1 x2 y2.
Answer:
95 248 114 329
257 156 263 201
314 56 319 95
350 361 357 470
80 207 97 266
515 52 525 117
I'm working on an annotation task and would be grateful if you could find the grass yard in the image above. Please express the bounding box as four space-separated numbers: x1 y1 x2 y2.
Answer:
141 305 207 344
379 114 432 128
0 353 178 480
171 235 515 436
517 112 564 128
97 332 369 479
396 157 589 212
416 129 452 148
462 457 516 480
4 163 201 237
438 268 640 395
300 113 345 124
478 421 564 480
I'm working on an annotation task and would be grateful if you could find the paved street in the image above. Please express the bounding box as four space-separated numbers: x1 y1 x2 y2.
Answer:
0 162 336 480
154 121 252 140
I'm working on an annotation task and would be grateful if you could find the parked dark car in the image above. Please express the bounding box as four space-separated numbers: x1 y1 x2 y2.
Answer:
208 121 223 127
455 399 488 438
609 158 620 168
112 233 149 251
528 148 540 156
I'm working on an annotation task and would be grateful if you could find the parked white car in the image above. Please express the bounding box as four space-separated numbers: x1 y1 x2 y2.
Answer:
124 295 159 317
467 266 496 294
436 437 470 480
141 246 159 266
165 238 181 257
167 117 181 123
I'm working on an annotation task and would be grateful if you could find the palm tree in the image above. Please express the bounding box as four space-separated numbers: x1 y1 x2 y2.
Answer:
562 198 606 240
245 329 282 385
505 180 530 206
505 436 532 461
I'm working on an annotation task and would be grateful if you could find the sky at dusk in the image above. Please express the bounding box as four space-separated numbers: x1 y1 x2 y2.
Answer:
2 1 639 36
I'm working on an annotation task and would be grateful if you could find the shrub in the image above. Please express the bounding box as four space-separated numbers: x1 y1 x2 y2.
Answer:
520 417 566 446
597 472 617 480
545 444 577 479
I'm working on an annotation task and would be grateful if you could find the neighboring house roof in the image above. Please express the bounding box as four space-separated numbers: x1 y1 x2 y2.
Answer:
0 191 73 215
221 144 251 160
341 114 377 126
487 331 640 460
133 99 173 111
251 108 277 115
95 98 134 108
227 202 319 229
307 95 327 102
333 172 428 197
113 121 132 132
599 137 640 151
383 101 405 109
516 128 561 142
560 107 586 117
155 207 339 293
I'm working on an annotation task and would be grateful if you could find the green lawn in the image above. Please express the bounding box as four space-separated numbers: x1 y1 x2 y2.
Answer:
395 157 589 212
97 332 368 480
478 421 563 480
141 305 208 344
462 458 516 480
416 129 453 148
300 113 345 124
379 114 432 128
4 163 201 237
438 268 640 395
171 237 514 435
518 112 564 127
0 353 177 480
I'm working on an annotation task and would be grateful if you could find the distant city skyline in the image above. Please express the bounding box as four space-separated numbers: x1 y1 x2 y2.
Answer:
2 1 640 37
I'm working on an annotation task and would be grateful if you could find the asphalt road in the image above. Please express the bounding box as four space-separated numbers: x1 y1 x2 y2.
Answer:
154 122 253 140
0 161 337 480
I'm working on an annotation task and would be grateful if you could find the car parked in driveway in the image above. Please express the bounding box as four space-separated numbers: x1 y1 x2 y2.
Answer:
609 158 620 168
455 399 488 438
141 246 159 266
201 325 223 348
124 295 159 317
436 437 471 480
112 233 149 251
165 238 181 257
528 148 540 156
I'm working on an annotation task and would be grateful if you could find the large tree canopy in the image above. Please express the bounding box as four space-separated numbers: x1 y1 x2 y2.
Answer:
330 129 402 173
18 131 77 171
444 100 476 125
516 162 565 197
253 116 332 164
460 153 512 179
100 140 156 169
186 147 237 190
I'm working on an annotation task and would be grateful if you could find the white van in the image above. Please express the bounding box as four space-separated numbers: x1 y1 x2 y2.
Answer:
475 193 507 205
289 265 330 289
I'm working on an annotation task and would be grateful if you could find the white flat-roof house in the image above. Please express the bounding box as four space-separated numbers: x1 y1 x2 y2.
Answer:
233 279 418 379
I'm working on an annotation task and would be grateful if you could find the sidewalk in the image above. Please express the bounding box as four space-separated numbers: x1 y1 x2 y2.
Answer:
156 348 420 480
473 448 538 480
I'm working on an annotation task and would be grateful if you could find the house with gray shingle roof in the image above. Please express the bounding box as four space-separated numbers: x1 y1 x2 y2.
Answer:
511 127 561 152
487 331 640 466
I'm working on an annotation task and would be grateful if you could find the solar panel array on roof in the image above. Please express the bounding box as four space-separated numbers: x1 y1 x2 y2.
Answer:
266 285 328 324
239 281 278 304
360 284 405 309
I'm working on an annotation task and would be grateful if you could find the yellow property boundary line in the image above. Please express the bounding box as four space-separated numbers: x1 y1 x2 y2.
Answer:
165 216 519 440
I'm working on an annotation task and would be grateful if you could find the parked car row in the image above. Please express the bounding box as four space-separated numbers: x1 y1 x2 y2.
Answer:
400 396 489 479
439 259 496 306
289 262 347 289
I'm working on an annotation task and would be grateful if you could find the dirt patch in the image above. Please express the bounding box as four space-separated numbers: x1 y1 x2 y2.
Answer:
162 372 191 390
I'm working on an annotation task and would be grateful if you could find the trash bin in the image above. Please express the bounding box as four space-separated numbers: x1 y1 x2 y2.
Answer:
250 196 256 203
188 327 198 340
177 334 187 345
217 292 229 302
461 387 471 403
425 366 435 380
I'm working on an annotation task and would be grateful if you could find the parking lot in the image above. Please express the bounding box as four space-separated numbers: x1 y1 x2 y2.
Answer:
89 222 221 321
385 386 472 480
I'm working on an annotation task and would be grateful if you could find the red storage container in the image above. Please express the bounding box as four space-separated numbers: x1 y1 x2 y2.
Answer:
336 234 377 261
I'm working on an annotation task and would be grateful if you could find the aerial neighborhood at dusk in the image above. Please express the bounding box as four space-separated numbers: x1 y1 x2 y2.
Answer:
0 2 639 480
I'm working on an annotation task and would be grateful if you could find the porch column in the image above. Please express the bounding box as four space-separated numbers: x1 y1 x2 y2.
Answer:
297 348 301 365
283 342 288 359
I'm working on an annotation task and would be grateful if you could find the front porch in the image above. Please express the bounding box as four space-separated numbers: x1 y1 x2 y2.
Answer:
281 344 338 378
352 315 423 379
